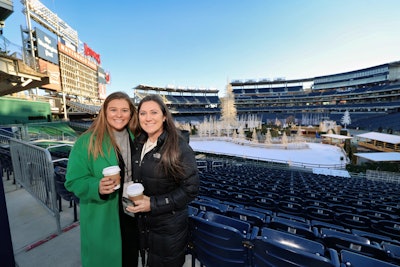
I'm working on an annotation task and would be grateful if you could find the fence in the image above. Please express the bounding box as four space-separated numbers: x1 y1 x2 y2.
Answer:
366 169 400 184
9 138 61 233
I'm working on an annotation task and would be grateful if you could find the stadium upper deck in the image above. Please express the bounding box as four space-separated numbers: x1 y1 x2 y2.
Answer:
133 84 221 123
231 61 400 131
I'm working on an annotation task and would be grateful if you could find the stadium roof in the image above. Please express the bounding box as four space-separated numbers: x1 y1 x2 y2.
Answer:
134 84 219 93
354 152 400 162
230 77 314 86
356 132 400 144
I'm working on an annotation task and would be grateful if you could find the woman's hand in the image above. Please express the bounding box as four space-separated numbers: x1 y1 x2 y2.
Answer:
99 177 117 195
126 195 151 213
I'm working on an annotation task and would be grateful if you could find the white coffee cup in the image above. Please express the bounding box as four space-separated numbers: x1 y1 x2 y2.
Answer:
102 166 121 190
127 183 144 202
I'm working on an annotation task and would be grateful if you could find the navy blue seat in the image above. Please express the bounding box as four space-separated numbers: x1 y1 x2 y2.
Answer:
54 166 79 222
304 199 329 208
352 229 399 245
275 212 308 223
371 220 400 240
189 212 257 267
188 205 199 217
382 242 400 265
280 195 304 205
277 200 304 216
189 200 229 214
268 216 318 240
208 188 231 201
253 196 276 211
358 209 395 222
306 206 335 222
226 207 268 228
374 204 400 217
348 198 371 210
329 203 357 214
311 220 349 233
320 228 388 261
334 212 371 231
246 206 274 217
340 250 398 267
229 192 253 206
253 227 340 267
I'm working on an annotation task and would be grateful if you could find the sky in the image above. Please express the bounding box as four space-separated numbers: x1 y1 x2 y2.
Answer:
4 0 400 97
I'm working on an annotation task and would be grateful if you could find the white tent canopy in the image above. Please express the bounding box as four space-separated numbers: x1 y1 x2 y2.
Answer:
356 132 400 144
354 152 400 162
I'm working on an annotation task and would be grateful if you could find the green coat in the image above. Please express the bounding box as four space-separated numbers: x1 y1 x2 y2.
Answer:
65 131 134 267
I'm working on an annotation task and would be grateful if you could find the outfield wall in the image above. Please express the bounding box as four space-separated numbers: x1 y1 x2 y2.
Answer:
0 97 51 125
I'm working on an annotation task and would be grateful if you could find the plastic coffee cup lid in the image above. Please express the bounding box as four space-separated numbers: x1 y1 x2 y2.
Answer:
102 166 121 176
127 183 144 196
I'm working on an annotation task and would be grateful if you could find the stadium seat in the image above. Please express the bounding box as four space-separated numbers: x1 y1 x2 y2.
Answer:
311 220 349 233
252 196 276 211
374 204 400 217
280 195 304 205
226 207 269 228
340 250 398 267
319 228 388 261
329 203 357 214
304 199 329 208
208 188 231 201
305 206 335 222
189 200 229 214
228 192 253 206
358 209 395 222
246 206 274 217
267 216 318 240
275 212 308 223
382 242 400 265
334 212 371 231
53 166 79 222
277 200 304 216
371 220 400 240
188 205 199 217
0 147 13 182
351 229 399 245
189 212 257 267
253 227 340 267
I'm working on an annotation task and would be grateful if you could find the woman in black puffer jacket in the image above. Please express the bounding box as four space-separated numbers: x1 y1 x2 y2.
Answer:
126 95 199 267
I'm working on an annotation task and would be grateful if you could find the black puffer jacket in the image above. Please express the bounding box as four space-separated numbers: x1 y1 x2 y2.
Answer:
132 131 199 267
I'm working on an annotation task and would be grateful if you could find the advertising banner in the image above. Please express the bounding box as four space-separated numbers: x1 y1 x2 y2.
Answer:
38 58 62 91
35 27 59 65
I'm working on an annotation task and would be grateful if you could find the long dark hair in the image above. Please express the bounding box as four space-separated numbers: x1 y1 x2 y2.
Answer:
86 91 138 159
137 95 185 180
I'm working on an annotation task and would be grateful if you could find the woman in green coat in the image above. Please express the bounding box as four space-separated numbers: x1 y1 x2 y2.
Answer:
65 91 140 267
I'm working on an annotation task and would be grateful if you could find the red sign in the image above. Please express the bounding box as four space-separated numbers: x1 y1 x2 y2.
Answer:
58 42 97 70
84 43 101 65
105 72 110 84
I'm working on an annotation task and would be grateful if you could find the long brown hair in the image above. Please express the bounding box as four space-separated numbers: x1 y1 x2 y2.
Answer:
86 91 138 159
137 95 185 180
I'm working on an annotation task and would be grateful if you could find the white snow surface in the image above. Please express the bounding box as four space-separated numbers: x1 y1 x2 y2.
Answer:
189 139 347 169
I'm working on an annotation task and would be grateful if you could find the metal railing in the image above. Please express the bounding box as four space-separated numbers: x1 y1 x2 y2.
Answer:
366 169 400 184
9 138 61 233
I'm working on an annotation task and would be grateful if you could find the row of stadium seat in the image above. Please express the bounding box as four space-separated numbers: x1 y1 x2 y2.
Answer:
188 209 400 266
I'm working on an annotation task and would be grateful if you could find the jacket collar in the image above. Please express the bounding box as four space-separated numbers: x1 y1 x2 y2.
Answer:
137 131 167 147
